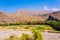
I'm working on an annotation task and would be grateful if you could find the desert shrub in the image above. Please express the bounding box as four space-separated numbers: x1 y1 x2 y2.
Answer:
44 27 53 30
32 27 45 31
20 34 32 40
4 31 43 40
5 35 19 40
5 30 43 40
32 30 43 40
9 23 15 26
0 23 8 26
14 22 21 25
24 25 30 29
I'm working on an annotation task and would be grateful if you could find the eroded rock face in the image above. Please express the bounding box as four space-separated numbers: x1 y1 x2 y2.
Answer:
47 11 60 21
0 10 60 24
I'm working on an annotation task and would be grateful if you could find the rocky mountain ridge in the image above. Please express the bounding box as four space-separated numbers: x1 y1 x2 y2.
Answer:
0 10 60 24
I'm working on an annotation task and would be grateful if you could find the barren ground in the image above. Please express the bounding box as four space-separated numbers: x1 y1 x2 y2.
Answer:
0 30 60 40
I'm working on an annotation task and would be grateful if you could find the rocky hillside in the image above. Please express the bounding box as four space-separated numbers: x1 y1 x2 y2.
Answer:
0 9 60 24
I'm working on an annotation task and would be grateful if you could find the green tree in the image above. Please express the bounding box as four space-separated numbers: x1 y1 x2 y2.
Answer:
46 20 60 30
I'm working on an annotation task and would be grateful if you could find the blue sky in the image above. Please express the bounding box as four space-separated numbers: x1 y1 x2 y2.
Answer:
0 0 60 12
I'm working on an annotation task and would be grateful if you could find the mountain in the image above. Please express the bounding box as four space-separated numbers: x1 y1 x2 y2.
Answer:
16 9 53 16
0 9 60 24
47 11 60 21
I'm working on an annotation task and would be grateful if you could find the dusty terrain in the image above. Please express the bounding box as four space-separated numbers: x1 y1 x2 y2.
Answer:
0 30 60 40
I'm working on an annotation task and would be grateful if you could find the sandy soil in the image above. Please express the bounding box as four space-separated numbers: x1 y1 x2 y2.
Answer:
0 30 60 40
42 32 60 40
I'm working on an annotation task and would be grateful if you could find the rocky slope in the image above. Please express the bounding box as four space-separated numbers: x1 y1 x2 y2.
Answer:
0 9 60 24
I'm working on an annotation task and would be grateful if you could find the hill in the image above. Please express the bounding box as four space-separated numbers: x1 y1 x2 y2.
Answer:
0 9 60 24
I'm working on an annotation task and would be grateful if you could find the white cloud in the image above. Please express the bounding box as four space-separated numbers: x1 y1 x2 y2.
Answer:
43 6 60 11
51 8 60 11
44 6 49 10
